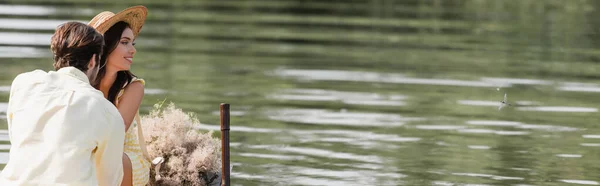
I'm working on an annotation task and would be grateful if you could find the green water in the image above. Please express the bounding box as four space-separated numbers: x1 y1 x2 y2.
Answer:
2 0 600 185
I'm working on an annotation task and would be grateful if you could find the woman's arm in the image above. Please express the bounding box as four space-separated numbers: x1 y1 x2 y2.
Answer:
117 81 144 131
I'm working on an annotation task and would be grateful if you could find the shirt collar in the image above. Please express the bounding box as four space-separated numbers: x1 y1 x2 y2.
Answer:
56 67 90 83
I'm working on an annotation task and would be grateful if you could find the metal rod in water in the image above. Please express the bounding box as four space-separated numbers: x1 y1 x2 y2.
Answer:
220 103 230 186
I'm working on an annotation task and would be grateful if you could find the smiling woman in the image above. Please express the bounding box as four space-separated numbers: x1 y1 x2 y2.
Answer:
88 6 151 186
95 21 139 100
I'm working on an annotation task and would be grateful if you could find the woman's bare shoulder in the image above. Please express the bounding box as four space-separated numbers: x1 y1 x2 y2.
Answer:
123 80 144 96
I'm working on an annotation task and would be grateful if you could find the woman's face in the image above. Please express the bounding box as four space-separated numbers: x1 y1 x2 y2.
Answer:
106 27 136 72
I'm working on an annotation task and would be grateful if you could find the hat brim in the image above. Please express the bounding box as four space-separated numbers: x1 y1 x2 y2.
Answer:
90 6 148 38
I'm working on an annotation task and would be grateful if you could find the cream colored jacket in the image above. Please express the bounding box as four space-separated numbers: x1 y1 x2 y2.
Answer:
0 67 125 186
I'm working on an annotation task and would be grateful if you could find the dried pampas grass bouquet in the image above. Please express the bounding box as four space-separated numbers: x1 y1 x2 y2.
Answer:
140 102 222 186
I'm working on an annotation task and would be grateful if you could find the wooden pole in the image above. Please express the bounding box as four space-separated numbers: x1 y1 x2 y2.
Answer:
220 103 230 186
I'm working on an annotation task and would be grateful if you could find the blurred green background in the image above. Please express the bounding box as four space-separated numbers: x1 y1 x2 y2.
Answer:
2 0 600 185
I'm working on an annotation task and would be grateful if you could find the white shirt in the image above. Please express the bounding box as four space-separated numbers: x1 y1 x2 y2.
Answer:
0 67 125 186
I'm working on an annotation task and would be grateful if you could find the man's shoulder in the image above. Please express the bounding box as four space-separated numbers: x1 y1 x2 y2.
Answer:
77 95 123 129
77 93 119 116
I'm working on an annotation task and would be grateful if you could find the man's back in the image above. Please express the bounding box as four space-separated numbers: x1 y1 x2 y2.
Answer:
1 67 125 186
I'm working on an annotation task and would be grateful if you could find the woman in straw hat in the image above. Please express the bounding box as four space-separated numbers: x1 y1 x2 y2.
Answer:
88 5 152 186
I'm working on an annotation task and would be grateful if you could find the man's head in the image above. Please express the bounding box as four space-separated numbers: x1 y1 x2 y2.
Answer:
50 21 104 82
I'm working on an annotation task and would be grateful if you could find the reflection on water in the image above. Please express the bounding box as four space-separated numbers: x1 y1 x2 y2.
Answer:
516 124 578 132
0 103 7 115
457 100 502 107
0 46 48 58
291 129 421 143
268 88 407 106
267 108 421 127
580 143 600 147
0 18 85 30
0 144 9 151
238 152 306 161
0 153 7 164
559 82 600 93
457 128 530 136
144 88 167 95
467 120 521 126
2 0 600 185
560 180 600 185
466 120 579 132
0 134 8 143
276 68 497 87
0 4 94 16
517 106 598 113
556 154 582 158
415 125 466 130
451 172 524 181
0 5 57 16
0 32 52 46
433 181 493 186
248 144 384 164
459 100 598 113
480 77 552 86
467 145 490 150
582 135 600 139
283 165 405 186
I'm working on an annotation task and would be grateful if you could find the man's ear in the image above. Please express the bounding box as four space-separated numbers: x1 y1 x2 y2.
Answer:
88 54 96 69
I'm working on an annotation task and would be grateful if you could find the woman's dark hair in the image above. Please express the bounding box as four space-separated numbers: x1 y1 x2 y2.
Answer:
92 21 137 105
51 21 104 72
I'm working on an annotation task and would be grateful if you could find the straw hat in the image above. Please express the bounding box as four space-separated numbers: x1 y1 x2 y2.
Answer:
88 5 148 38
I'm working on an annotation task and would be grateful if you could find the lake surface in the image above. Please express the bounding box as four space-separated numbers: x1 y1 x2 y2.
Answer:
2 0 600 185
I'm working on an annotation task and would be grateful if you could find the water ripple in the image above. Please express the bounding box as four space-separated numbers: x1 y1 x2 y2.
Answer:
580 143 600 147
292 129 421 143
457 100 500 107
248 145 383 164
267 108 422 127
0 46 48 58
517 106 597 113
452 172 524 180
0 86 9 92
466 120 578 132
0 152 7 164
559 82 600 93
467 145 491 150
263 165 406 186
276 69 497 87
0 102 7 114
0 18 85 30
582 135 600 139
556 154 582 158
268 88 407 106
481 77 552 86
458 100 597 113
415 125 466 130
238 153 306 161
0 5 57 16
560 180 599 185
516 124 578 132
467 120 522 127
0 32 51 46
0 5 93 16
145 88 168 95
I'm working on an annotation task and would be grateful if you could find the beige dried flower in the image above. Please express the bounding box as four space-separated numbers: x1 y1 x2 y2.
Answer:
140 102 222 186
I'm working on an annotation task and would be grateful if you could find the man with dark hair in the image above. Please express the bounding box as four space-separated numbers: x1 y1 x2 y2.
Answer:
0 21 125 186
